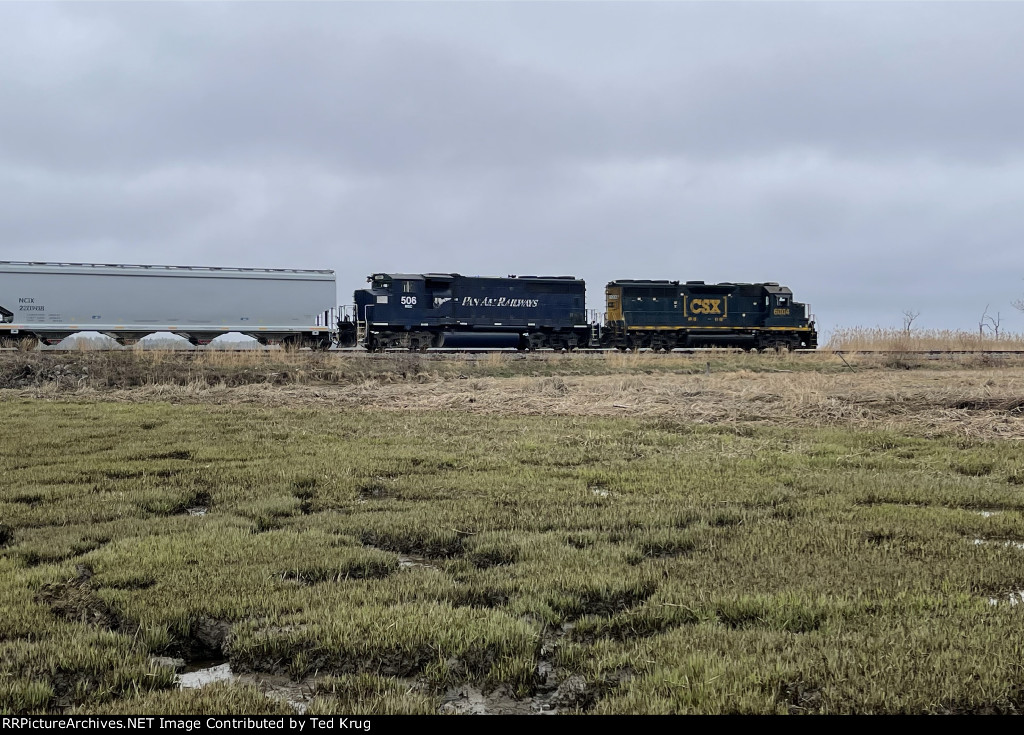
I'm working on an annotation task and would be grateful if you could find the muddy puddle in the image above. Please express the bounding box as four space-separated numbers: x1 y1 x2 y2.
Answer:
177 660 232 688
439 661 575 715
966 509 1007 522
165 658 317 713
157 614 595 715
989 591 1024 606
439 659 602 715
397 554 444 571
167 658 576 715
972 538 1024 549
440 685 558 715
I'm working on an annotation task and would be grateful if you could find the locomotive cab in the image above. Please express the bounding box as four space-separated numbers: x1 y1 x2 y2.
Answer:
356 274 455 321
762 284 813 331
763 284 795 325
355 273 458 351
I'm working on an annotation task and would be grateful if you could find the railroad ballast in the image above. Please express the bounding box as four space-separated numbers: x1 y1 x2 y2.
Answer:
0 262 817 351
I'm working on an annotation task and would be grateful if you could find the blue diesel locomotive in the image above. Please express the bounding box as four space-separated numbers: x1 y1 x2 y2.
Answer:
353 273 591 351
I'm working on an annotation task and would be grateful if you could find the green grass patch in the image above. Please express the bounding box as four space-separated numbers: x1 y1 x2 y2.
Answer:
2 399 1024 713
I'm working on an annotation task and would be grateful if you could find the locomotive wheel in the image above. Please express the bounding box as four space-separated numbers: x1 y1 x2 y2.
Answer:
549 336 569 352
759 339 791 353
407 331 433 352
525 332 547 351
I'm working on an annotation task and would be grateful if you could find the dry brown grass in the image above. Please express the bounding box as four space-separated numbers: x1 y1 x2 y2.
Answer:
827 327 1024 352
7 361 1024 440
0 348 842 393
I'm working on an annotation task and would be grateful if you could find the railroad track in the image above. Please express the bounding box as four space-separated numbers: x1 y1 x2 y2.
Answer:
828 350 1024 355
4 347 1024 356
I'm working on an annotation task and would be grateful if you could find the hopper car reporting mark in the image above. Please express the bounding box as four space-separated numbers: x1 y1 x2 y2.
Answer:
0 262 816 351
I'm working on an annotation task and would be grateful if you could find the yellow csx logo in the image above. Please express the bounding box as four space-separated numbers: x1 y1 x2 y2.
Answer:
689 298 723 315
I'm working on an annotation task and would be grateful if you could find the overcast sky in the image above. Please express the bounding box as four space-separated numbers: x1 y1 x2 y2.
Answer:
2 2 1024 337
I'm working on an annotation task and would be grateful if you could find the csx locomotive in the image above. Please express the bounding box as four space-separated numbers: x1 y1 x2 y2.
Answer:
602 279 817 351
354 273 816 351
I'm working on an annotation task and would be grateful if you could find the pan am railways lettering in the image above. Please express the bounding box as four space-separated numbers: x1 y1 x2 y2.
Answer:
459 297 540 308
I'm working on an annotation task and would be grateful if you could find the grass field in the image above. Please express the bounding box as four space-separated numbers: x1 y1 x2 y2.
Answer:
2 352 1024 714
826 327 1024 352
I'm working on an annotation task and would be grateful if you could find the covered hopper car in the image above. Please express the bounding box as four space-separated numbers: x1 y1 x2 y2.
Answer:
0 261 342 349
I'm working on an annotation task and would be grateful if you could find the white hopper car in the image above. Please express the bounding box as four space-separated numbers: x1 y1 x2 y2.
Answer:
0 261 342 349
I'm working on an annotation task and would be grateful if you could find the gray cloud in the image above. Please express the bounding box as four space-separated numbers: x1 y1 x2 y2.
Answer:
2 2 1024 337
